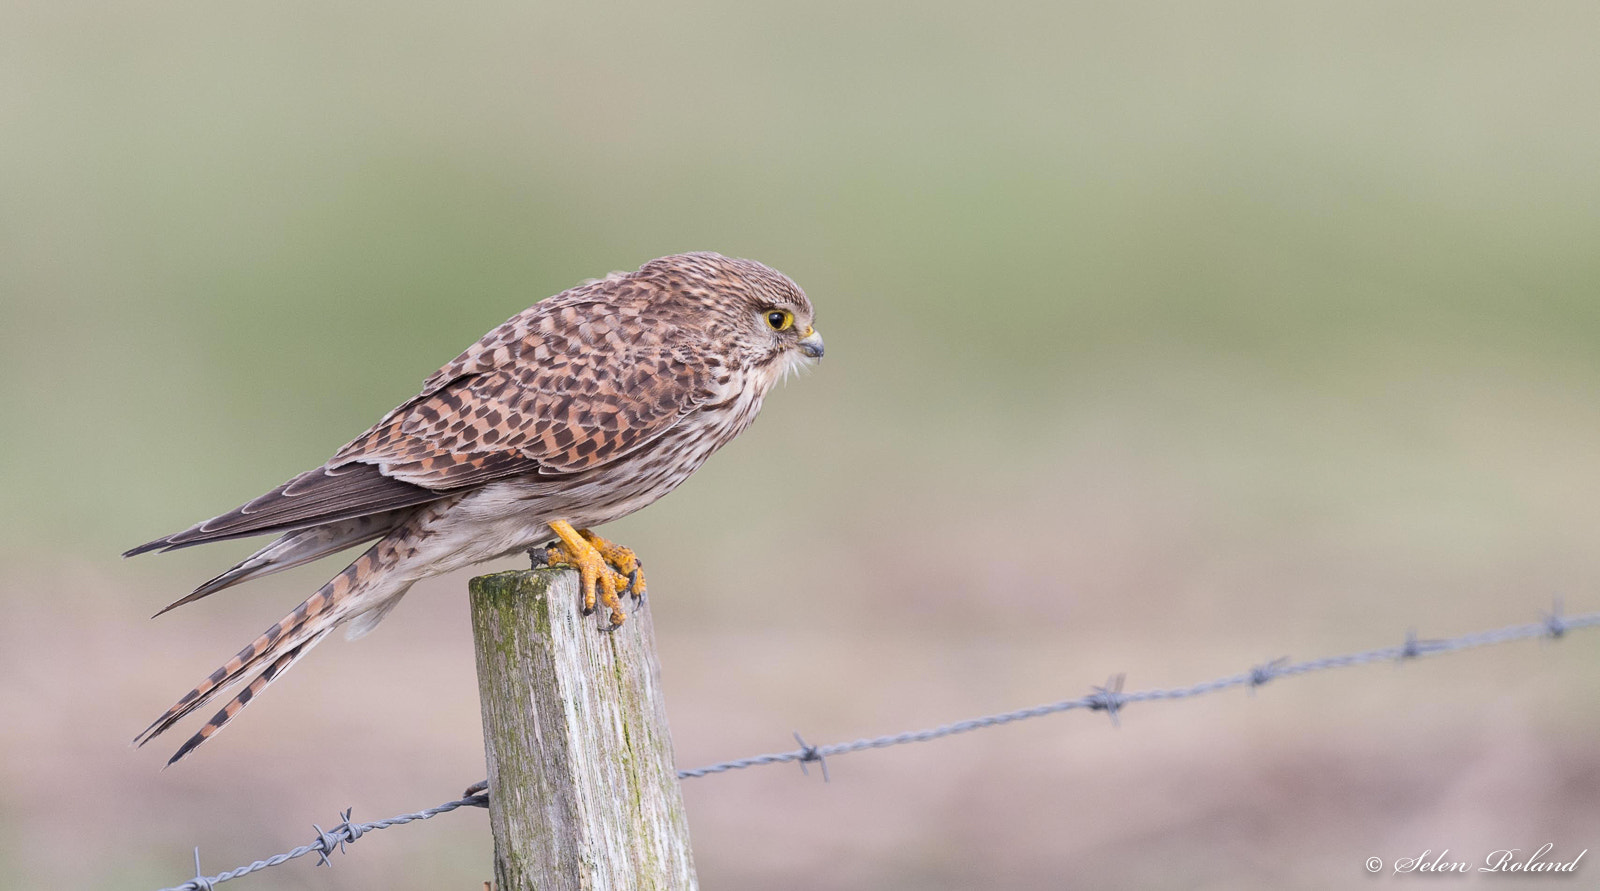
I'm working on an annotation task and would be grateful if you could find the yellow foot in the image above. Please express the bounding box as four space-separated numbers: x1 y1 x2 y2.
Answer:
578 528 648 602
545 520 645 626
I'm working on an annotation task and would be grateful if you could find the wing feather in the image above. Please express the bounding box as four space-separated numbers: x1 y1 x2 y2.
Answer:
124 464 441 556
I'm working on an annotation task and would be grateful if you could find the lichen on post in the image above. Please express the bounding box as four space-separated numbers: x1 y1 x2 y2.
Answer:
469 568 697 890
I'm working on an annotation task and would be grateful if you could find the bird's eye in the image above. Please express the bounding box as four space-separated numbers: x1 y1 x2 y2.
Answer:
766 310 794 331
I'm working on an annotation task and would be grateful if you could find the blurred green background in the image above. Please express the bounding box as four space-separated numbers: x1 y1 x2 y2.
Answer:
5 2 1600 888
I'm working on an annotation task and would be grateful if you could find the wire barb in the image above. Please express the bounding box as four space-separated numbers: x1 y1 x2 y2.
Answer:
1088 675 1126 727
1545 597 1567 639
1249 657 1288 692
336 808 365 845
190 848 214 891
309 808 361 867
793 731 830 782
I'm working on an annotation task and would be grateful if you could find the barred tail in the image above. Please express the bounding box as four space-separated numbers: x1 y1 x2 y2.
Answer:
134 543 390 765
163 628 332 765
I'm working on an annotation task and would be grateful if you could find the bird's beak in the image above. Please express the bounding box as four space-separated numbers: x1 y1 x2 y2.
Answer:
797 327 825 359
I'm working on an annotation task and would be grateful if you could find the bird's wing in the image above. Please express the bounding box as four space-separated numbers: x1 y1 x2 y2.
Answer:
129 284 712 555
338 307 711 485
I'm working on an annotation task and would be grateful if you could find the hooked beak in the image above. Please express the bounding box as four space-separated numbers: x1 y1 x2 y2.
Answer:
797 327 825 359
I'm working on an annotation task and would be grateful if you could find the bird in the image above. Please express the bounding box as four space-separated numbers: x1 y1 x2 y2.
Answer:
126 251 824 766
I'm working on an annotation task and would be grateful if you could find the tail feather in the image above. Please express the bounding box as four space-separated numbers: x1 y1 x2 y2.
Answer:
151 512 405 618
135 542 389 760
132 581 340 748
165 629 332 766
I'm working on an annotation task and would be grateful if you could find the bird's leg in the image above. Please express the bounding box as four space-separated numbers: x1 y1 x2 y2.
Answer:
576 528 647 600
545 520 630 626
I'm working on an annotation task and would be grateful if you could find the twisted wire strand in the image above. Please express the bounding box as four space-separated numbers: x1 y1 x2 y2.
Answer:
157 602 1597 890
675 608 1597 777
157 796 487 891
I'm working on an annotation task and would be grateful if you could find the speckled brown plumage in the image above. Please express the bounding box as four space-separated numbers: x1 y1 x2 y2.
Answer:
128 252 823 765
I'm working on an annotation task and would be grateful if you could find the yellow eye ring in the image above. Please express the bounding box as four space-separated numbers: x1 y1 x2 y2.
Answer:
766 310 794 331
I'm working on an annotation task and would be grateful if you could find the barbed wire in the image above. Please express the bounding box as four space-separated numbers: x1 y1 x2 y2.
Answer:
675 599 1593 779
157 796 486 891
156 599 1596 891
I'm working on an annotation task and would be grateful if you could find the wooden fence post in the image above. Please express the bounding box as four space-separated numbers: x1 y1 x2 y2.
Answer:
469 568 698 890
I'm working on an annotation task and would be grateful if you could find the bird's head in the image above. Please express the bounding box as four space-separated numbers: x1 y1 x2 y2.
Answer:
638 252 824 389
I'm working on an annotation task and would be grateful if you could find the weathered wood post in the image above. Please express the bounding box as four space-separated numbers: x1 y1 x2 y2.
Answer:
469 568 697 890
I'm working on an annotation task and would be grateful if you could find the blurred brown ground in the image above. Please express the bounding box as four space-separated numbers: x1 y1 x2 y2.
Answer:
4 2 1600 889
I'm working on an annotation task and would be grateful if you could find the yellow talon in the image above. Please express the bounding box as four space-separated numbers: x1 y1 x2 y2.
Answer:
577 528 647 600
546 520 642 626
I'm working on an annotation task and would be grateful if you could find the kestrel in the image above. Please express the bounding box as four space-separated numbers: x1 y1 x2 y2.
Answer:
127 252 823 765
